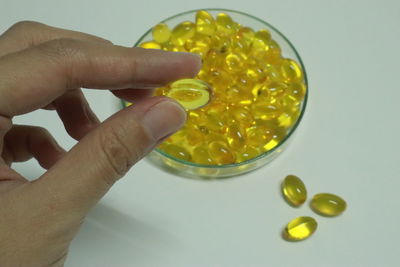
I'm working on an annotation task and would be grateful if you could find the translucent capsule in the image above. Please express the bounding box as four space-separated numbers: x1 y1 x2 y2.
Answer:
152 23 171 43
160 143 191 161
139 41 161 49
171 21 196 46
246 125 273 148
280 58 303 82
281 175 307 207
310 193 347 217
208 141 236 165
231 106 253 128
253 29 272 50
236 146 259 163
195 10 216 35
216 13 235 35
166 79 213 110
227 124 246 150
287 82 307 101
283 216 317 241
192 145 215 165
225 52 243 72
251 103 281 120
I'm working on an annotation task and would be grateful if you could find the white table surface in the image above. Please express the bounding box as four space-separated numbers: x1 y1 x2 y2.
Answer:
1 0 400 266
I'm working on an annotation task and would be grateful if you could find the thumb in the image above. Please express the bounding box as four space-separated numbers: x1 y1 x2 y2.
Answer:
33 96 185 216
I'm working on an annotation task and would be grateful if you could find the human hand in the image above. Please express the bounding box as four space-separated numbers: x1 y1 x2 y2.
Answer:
0 21 201 266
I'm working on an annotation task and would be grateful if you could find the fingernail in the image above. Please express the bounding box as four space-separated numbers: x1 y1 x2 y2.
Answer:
142 100 186 141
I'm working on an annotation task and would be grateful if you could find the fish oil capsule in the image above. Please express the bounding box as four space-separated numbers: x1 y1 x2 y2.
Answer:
159 143 191 161
287 82 307 101
225 52 243 72
192 145 215 165
246 125 274 148
216 13 235 35
281 175 307 207
166 79 213 110
310 193 347 216
253 29 272 50
251 103 281 120
171 21 196 46
283 216 317 241
139 41 161 49
152 23 171 43
231 106 253 128
280 58 303 82
208 141 236 165
227 124 246 150
236 146 259 163
195 10 216 35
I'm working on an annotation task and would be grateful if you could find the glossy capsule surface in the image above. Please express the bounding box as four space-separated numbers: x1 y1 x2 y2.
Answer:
165 79 213 110
281 175 307 207
283 216 317 241
310 193 347 216
152 23 171 43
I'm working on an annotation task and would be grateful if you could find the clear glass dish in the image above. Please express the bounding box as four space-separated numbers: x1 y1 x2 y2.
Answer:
123 8 308 179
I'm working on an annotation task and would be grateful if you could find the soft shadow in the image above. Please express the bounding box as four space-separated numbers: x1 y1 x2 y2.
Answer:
66 203 182 267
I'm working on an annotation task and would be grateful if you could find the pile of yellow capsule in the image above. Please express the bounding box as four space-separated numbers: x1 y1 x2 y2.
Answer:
281 175 347 241
140 10 307 165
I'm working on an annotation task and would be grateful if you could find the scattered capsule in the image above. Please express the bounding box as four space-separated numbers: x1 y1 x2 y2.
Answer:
195 10 216 35
283 216 317 241
216 13 235 35
281 175 307 207
139 41 161 49
208 141 236 165
310 193 347 217
166 79 213 110
152 23 171 43
171 21 196 46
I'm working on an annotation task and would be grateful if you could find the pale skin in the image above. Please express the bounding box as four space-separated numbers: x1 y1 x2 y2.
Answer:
0 21 201 266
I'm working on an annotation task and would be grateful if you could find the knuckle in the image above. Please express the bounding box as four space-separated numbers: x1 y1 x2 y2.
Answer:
97 125 136 183
7 21 42 34
96 120 153 185
39 38 80 59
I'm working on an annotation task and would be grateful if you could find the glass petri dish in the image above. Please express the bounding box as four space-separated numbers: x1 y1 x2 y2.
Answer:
123 8 308 179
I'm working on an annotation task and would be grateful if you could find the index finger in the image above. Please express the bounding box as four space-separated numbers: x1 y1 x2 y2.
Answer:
0 21 111 57
0 38 201 117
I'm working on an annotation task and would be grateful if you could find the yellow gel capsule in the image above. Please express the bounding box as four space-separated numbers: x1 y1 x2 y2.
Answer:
195 10 216 35
252 29 272 51
280 58 303 82
208 141 236 165
171 21 196 46
236 146 259 162
152 23 171 43
216 13 235 35
227 124 246 150
283 216 317 241
160 143 191 161
139 41 161 49
310 193 347 216
192 145 215 165
281 175 307 207
225 52 243 72
166 79 212 110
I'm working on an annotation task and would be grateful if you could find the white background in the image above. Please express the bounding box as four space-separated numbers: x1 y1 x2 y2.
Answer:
1 0 400 266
